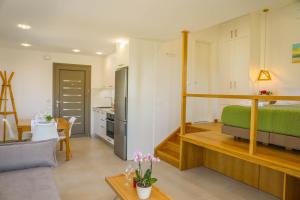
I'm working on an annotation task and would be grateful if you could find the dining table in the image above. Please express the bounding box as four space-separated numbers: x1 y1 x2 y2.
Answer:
17 118 71 161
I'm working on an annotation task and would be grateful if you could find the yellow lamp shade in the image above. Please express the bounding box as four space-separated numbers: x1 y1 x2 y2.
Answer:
258 70 271 81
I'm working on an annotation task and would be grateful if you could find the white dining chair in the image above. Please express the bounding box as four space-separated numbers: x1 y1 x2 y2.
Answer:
59 117 76 151
2 119 32 141
31 122 59 142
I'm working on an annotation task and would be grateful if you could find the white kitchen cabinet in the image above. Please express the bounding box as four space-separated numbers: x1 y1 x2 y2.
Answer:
93 109 107 137
99 110 106 137
93 108 114 145
93 110 101 136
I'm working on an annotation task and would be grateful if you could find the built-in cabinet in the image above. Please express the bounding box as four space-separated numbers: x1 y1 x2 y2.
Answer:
214 15 253 115
219 15 250 95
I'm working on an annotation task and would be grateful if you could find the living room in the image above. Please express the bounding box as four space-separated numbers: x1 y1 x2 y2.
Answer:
1 0 300 200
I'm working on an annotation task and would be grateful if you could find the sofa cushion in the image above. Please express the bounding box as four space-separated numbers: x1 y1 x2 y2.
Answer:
0 139 57 172
0 167 60 200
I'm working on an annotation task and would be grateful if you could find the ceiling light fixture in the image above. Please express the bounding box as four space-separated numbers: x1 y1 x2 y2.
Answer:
21 43 31 47
116 39 128 48
96 52 103 55
17 24 31 30
258 9 271 81
72 49 80 53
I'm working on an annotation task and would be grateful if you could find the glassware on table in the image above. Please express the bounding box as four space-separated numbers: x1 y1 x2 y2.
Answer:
124 164 133 186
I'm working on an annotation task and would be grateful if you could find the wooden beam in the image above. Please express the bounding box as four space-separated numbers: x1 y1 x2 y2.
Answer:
180 31 188 136
7 72 14 85
0 85 4 111
249 99 258 155
3 73 7 142
0 71 4 82
8 85 18 125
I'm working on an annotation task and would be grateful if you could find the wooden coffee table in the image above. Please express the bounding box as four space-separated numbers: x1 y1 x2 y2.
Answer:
105 174 171 200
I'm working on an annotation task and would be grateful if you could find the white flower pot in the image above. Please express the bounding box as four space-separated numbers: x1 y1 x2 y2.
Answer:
136 186 152 200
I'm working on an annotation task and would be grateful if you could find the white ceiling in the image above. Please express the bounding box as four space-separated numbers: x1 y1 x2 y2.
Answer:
0 0 294 55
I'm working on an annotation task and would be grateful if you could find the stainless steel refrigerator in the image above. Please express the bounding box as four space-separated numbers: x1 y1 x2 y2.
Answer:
114 67 128 160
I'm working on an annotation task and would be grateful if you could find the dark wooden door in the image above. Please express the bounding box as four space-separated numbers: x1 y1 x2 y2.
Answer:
53 63 91 137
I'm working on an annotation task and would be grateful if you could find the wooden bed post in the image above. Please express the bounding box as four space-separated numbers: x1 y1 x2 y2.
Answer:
249 99 258 154
180 31 188 136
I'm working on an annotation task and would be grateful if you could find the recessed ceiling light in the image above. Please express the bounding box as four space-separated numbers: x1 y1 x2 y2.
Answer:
96 52 103 55
72 49 80 53
116 39 128 45
116 39 128 48
17 24 31 30
21 43 31 47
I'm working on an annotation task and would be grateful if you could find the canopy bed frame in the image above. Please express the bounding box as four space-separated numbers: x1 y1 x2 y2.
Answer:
155 31 300 200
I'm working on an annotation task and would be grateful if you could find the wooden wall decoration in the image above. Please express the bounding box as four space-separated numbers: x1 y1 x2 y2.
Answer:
0 70 18 142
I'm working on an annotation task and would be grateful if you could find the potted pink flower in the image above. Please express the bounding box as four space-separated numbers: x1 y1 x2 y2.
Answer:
133 152 160 200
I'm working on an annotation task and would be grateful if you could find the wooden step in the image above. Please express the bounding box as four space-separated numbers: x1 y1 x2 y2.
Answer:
156 149 180 168
169 135 180 143
166 140 180 153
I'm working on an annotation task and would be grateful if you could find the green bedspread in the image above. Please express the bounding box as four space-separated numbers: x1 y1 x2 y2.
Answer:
221 104 300 137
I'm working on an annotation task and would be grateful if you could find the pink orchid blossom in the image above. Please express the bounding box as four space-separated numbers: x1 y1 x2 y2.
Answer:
133 151 143 163
152 157 160 163
144 153 154 162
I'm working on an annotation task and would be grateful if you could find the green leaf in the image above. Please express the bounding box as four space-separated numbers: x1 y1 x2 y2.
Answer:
150 178 157 184
144 169 152 179
135 169 141 180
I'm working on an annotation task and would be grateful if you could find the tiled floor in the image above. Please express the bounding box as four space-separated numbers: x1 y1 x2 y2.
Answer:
54 137 278 200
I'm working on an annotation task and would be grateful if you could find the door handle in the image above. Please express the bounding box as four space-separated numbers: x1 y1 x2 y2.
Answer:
56 100 60 108
125 97 127 120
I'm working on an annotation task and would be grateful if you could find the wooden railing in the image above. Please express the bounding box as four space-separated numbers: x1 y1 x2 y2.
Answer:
186 94 300 101
183 93 300 155
179 31 300 156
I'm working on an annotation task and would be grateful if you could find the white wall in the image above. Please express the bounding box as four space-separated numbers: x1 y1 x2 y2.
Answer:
127 38 158 158
154 39 181 147
0 48 104 139
256 2 300 95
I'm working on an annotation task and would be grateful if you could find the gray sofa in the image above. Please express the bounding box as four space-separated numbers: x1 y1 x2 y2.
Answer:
0 139 60 200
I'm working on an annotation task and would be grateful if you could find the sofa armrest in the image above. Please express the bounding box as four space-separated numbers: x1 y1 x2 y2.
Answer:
0 139 57 172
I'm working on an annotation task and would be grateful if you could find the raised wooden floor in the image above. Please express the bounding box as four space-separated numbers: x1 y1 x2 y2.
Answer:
156 123 300 200
183 123 300 178
180 123 300 200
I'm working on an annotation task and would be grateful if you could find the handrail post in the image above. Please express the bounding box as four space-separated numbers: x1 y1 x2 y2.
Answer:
249 99 258 155
180 31 188 136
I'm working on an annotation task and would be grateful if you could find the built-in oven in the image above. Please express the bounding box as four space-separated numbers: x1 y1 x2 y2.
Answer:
106 113 114 139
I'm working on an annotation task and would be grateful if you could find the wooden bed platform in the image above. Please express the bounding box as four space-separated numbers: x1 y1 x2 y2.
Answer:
183 123 300 178
156 123 300 199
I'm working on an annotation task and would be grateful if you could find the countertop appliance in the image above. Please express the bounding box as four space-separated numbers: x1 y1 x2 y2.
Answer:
106 113 114 139
114 67 128 160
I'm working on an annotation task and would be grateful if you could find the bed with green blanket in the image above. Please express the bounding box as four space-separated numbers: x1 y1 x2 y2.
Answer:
221 104 300 150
